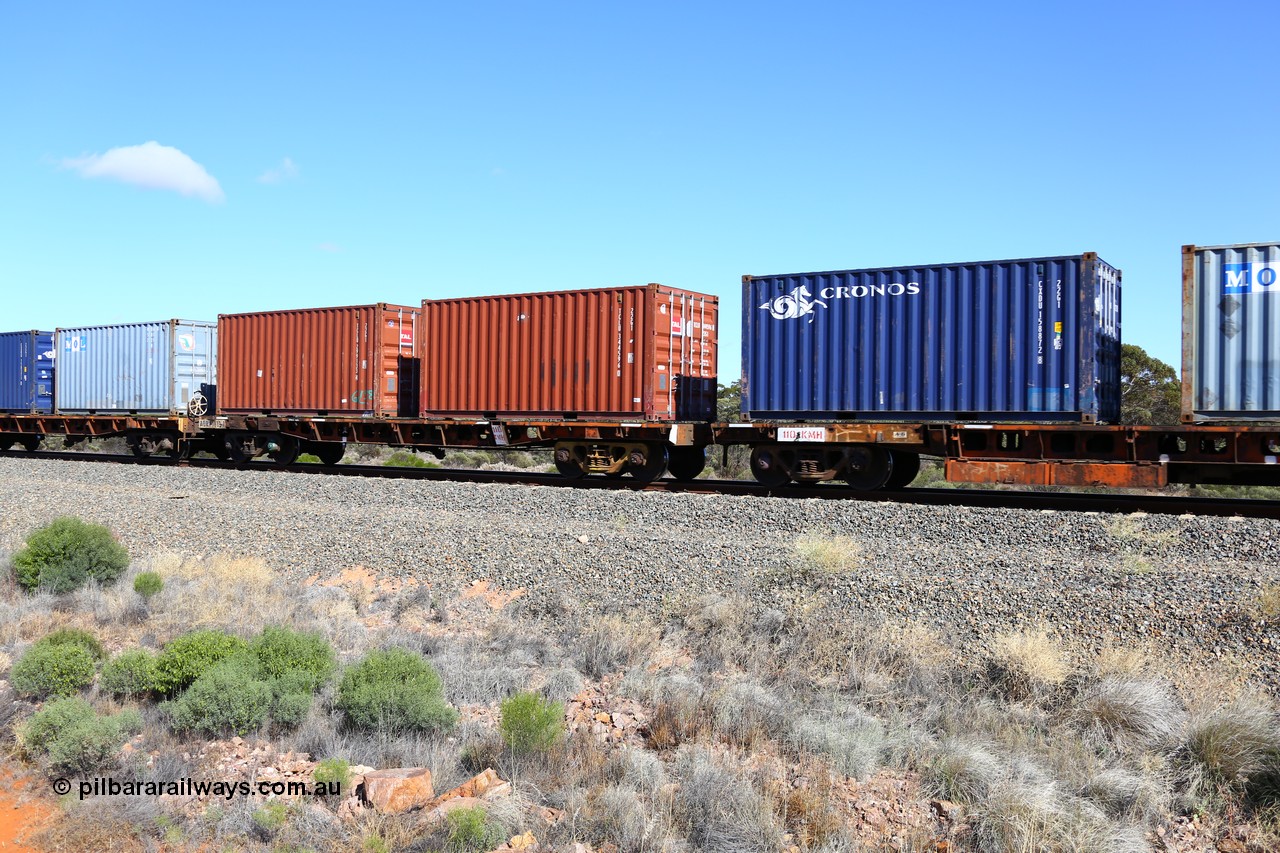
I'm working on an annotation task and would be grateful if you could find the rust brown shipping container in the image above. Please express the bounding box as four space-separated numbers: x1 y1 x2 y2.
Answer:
218 304 421 416
420 284 718 420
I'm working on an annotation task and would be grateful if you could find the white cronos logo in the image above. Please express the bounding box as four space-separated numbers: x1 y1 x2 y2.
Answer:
760 280 922 321
761 286 826 322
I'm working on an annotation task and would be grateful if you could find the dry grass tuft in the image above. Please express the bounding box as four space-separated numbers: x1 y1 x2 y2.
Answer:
1074 676 1186 752
1181 693 1280 788
988 627 1070 701
1257 583 1280 620
150 553 296 637
574 614 659 679
793 533 861 577
928 737 1002 804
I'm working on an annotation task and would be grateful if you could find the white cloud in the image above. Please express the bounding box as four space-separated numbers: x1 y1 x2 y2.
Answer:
258 156 300 184
61 141 224 203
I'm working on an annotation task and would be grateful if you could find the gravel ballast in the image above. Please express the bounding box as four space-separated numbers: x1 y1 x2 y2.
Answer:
0 456 1276 687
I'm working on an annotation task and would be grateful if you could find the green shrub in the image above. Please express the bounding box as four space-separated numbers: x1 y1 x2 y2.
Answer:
100 648 158 698
153 630 249 695
133 571 164 600
336 649 457 733
270 689 314 729
22 698 141 773
10 643 96 698
250 626 336 690
35 627 106 661
252 801 289 834
168 656 272 736
12 517 129 593
313 758 351 790
499 691 564 755
383 451 434 468
296 453 321 464
446 805 503 851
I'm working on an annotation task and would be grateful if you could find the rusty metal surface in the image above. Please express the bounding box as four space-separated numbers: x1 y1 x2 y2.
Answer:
218 305 420 416
420 284 718 420
945 459 1168 488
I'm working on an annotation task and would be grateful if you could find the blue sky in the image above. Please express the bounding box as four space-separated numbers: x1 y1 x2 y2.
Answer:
1 1 1276 374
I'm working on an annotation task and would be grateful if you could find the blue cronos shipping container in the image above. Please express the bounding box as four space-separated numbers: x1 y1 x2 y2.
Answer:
0 330 55 413
55 320 217 414
742 253 1121 422
1182 242 1280 421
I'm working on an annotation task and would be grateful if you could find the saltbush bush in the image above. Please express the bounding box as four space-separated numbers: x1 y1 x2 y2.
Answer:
336 649 457 733
12 517 129 593
250 626 336 690
22 697 142 773
133 571 164 600
499 691 564 755
26 627 107 662
167 656 273 736
153 630 249 695
10 643 96 698
100 648 159 698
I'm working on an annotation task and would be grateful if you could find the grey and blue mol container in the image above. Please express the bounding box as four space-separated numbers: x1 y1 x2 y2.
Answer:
55 320 217 414
0 331 55 413
742 253 1122 422
1182 242 1280 421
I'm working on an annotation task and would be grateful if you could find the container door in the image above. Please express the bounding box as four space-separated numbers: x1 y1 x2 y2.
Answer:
171 322 216 415
34 332 54 413
650 289 718 420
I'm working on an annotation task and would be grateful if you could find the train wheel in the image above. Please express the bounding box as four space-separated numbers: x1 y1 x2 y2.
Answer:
667 445 706 481
125 434 153 458
223 436 250 463
0 438 13 451
883 451 920 490
267 436 300 467
312 442 346 466
168 441 191 460
555 457 586 479
628 443 669 484
21 435 42 452
750 446 790 487
844 446 893 491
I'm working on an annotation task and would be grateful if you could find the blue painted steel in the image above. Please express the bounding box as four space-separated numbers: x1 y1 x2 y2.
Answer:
1184 242 1280 420
55 320 216 413
742 254 1121 422
0 331 55 412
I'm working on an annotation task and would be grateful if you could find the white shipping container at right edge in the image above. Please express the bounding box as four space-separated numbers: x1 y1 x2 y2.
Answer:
1182 242 1280 421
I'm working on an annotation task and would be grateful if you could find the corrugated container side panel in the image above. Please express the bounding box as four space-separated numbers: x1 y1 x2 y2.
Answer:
742 255 1120 422
1184 242 1280 419
55 321 215 413
0 331 55 413
420 285 718 419
218 305 418 415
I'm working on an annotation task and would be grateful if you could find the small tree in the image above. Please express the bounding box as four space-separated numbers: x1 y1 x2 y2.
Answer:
1120 344 1181 425
133 571 164 601
499 691 564 755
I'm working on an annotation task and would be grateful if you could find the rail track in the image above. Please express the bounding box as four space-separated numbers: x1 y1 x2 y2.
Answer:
3 449 1279 520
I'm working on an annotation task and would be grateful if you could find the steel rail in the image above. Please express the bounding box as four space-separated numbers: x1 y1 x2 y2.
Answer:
3 449 1278 520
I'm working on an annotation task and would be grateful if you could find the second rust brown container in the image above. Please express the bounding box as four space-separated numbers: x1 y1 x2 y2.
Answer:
420 284 718 420
218 304 421 416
